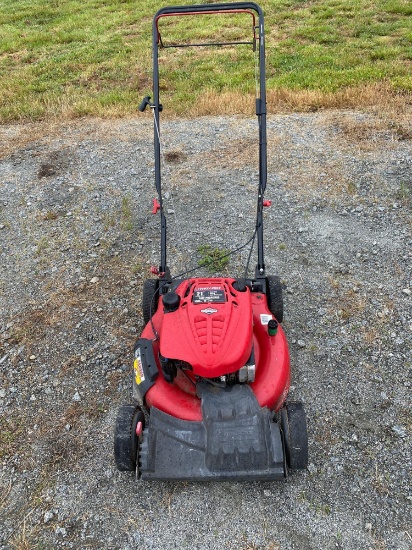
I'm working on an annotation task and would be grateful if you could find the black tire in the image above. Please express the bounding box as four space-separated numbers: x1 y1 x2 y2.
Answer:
142 279 159 325
114 404 145 472
281 401 308 470
266 275 284 323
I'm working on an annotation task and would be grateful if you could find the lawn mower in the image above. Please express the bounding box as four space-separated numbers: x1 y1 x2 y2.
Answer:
114 2 308 481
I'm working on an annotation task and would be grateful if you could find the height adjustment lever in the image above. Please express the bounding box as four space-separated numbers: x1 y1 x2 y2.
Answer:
138 95 163 112
152 198 161 214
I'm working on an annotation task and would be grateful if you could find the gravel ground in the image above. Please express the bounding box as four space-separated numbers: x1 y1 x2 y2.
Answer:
0 109 411 550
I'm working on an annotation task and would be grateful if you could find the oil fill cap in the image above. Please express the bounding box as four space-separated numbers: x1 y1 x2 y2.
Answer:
268 319 278 336
163 291 180 313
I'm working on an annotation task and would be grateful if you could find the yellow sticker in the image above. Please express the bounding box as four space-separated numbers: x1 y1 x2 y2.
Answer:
133 350 145 385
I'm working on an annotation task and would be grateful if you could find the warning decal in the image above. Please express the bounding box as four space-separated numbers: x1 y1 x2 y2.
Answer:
260 313 273 325
193 287 226 304
133 349 145 385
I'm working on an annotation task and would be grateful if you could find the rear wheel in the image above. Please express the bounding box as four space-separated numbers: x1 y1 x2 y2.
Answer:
114 404 145 472
266 275 283 323
281 401 308 470
142 279 159 325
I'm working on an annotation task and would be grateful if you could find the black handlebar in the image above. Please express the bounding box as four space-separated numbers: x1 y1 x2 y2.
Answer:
154 2 263 18
148 3 267 277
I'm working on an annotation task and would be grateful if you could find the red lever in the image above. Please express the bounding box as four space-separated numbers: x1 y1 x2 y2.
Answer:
150 266 165 277
152 198 160 214
263 200 272 207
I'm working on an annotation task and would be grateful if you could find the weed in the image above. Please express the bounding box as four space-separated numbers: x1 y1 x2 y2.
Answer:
103 212 117 230
132 260 145 275
198 244 230 272
120 195 133 231
373 463 390 496
7 308 47 345
362 325 382 347
307 498 332 516
8 516 39 550
42 211 58 221
62 400 107 426
62 402 85 428
104 371 127 395
391 123 412 141
35 236 49 256
339 290 366 319
0 416 25 459
347 181 357 195
328 276 340 289
396 181 410 204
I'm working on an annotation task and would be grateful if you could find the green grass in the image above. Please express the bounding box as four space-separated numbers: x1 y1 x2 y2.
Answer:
0 0 411 121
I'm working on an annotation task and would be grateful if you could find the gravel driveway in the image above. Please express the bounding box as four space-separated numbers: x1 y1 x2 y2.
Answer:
0 109 411 549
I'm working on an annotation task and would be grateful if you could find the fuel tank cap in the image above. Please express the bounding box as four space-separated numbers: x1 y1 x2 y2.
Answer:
163 291 180 312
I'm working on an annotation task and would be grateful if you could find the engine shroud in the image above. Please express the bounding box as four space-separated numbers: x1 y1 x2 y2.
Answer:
160 278 253 378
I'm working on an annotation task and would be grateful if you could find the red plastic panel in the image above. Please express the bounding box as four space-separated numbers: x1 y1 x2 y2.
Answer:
249 293 290 412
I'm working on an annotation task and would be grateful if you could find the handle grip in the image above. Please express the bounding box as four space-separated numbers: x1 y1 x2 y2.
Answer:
139 95 152 112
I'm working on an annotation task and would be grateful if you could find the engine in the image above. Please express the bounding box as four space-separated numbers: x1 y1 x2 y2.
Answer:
159 278 254 381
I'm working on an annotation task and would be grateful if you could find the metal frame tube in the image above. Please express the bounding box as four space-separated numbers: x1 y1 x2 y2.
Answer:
151 3 267 276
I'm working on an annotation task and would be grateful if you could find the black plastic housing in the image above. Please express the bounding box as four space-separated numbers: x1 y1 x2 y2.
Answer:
139 383 286 481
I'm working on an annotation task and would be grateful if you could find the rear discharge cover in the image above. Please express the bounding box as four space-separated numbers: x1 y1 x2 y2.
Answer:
140 383 286 481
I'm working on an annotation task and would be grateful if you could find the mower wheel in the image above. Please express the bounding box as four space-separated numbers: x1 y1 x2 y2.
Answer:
114 404 145 472
142 279 159 325
281 401 308 471
266 275 283 323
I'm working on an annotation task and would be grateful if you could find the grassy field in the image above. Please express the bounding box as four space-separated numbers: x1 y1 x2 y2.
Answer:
0 0 411 121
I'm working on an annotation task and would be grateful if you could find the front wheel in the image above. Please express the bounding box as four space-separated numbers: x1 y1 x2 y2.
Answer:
280 401 308 470
114 404 145 472
266 275 283 323
142 279 159 325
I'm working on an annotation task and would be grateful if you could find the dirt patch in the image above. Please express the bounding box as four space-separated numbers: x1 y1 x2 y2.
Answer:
36 148 72 179
164 150 187 163
328 114 412 147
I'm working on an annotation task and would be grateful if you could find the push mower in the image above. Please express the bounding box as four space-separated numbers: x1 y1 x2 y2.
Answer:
114 2 308 481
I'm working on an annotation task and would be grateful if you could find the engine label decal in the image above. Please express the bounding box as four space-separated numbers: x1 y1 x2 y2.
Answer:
193 287 226 304
260 313 273 325
133 349 145 385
